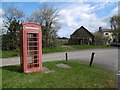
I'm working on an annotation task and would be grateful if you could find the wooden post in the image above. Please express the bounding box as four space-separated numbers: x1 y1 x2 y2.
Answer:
65 53 68 61
90 52 95 67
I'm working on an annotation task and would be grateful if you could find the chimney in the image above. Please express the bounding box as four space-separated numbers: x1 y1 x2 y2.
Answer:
99 27 102 32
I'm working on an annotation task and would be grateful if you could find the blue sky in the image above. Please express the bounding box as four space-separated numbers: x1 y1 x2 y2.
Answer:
0 1 119 37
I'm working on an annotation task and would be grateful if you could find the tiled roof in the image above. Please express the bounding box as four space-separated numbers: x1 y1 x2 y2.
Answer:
102 29 112 32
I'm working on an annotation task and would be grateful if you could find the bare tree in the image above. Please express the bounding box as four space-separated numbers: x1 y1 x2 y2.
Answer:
93 31 104 45
3 6 24 28
2 6 25 50
110 15 120 42
27 3 60 48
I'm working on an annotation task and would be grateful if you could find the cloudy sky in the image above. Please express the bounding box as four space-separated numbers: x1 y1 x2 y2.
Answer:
0 0 119 37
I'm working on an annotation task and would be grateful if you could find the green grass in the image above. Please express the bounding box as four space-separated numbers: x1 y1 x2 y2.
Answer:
71 45 113 50
0 49 20 58
0 69 2 90
2 61 117 88
43 46 75 53
1 45 113 58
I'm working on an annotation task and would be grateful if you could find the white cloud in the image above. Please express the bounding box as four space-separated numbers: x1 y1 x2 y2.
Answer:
0 18 4 35
111 6 118 15
0 8 4 17
0 8 4 35
90 2 113 13
58 2 115 37
98 5 118 31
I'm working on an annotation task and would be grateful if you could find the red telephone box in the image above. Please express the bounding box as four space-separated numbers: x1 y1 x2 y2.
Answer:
20 22 42 73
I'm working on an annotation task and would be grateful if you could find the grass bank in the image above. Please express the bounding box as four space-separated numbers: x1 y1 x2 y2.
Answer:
1 45 113 58
2 61 117 88
71 45 113 50
43 46 75 53
0 49 20 58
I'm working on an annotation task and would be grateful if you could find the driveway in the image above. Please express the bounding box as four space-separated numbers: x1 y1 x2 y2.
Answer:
1 48 119 73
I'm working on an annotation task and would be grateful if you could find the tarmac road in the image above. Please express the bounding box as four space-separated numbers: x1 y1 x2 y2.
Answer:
1 48 119 73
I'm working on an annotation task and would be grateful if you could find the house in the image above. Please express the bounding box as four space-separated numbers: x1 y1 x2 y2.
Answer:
98 27 119 45
69 26 95 45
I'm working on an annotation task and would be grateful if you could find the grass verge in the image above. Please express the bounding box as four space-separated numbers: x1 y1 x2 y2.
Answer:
71 45 113 50
0 49 20 58
43 46 75 53
2 61 117 88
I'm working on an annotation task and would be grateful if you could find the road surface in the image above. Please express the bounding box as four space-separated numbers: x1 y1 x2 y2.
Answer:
1 48 119 73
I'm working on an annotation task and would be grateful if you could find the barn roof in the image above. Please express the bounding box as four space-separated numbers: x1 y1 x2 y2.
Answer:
70 26 94 38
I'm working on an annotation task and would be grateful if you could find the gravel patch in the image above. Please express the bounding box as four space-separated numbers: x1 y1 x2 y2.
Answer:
43 67 55 73
56 63 71 68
